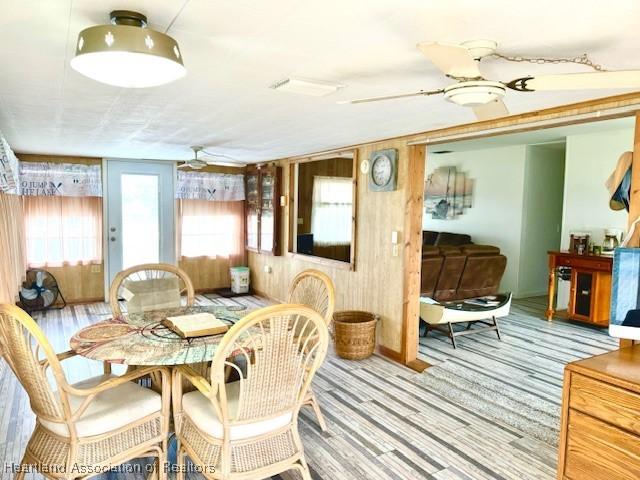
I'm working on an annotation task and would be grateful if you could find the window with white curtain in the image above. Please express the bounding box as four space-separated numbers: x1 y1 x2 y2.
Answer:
22 196 103 267
310 176 353 246
179 199 245 262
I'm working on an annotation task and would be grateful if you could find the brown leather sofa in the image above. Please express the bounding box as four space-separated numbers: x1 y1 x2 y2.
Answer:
421 232 507 301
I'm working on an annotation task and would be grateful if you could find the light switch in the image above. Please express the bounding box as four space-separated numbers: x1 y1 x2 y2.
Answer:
391 231 399 244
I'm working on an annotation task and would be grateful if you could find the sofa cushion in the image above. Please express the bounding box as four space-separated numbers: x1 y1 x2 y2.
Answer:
457 255 507 299
460 244 500 256
41 374 162 438
422 230 439 246
422 246 441 257
435 232 472 246
182 381 292 440
438 245 462 256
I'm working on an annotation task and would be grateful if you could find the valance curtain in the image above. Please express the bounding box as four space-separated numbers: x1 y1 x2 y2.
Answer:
177 199 245 265
176 171 244 201
19 161 102 197
0 134 20 194
311 176 353 246
22 196 103 268
0 132 26 302
0 193 26 303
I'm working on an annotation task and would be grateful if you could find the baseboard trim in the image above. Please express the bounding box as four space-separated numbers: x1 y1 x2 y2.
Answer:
251 288 284 304
377 345 403 363
406 358 430 372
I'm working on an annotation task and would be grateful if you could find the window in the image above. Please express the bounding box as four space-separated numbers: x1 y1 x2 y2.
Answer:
178 199 245 262
23 196 102 267
311 176 353 246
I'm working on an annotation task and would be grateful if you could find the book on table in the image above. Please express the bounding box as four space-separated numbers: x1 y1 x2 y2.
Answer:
162 312 229 338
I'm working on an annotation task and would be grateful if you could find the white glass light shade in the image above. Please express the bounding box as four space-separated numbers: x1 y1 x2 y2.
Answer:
444 81 506 107
70 24 185 88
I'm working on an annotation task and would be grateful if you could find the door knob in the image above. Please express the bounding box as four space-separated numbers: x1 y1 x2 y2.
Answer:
110 227 116 232
110 236 116 242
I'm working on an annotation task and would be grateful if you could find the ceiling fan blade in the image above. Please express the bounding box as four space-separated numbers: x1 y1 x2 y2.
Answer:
472 99 509 121
177 163 191 169
417 42 481 79
507 70 640 92
338 89 444 105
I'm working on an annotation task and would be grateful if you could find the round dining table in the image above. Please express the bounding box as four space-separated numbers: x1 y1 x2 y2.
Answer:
70 305 254 366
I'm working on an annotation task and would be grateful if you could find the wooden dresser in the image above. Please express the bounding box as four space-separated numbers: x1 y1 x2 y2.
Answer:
558 346 640 480
547 251 613 325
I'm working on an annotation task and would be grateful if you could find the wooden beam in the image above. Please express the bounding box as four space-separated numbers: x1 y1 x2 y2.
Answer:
270 92 640 164
621 111 640 349
401 144 430 371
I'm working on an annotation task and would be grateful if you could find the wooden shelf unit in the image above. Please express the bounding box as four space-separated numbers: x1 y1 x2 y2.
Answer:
245 165 282 256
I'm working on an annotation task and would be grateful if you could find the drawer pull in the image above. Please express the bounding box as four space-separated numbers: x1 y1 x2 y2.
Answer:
581 290 590 295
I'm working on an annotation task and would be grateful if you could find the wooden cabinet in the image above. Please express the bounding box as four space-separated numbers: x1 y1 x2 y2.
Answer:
245 165 281 255
546 251 612 326
558 346 640 480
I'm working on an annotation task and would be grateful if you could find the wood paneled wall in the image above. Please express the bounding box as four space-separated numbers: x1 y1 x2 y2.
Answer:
249 138 409 353
178 257 234 292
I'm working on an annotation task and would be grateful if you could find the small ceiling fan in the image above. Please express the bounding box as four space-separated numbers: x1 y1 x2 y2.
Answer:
177 146 245 169
340 40 640 120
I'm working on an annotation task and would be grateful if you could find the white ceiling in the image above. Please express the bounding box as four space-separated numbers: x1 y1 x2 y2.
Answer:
1 0 640 163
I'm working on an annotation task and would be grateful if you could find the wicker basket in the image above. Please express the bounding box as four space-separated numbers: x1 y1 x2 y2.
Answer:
333 311 378 360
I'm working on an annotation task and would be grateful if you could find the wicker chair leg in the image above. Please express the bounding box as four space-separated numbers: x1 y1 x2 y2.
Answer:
158 438 168 480
176 445 185 480
294 458 313 480
308 392 328 432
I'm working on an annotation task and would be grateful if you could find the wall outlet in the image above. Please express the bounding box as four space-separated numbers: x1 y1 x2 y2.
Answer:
392 244 399 257
263 265 272 274
91 264 102 273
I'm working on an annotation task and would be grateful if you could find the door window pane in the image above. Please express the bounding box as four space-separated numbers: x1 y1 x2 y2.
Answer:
121 174 159 268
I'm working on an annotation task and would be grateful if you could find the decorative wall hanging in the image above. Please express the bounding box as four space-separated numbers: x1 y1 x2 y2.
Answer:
424 166 474 220
19 162 102 197
176 171 245 201
0 132 20 194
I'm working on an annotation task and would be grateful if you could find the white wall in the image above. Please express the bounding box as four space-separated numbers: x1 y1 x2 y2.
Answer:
556 127 633 308
518 145 566 297
424 145 527 294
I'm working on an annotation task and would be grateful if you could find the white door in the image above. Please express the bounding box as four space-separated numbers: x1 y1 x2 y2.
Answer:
105 160 175 290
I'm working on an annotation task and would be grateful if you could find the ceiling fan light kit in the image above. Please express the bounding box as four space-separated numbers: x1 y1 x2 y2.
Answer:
70 10 186 88
443 80 506 107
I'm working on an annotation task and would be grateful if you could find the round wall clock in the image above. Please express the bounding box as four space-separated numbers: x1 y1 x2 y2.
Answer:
368 148 398 192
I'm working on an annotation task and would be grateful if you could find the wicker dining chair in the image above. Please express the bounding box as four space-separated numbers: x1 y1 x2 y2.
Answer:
0 304 171 480
287 269 335 432
109 263 195 318
172 304 329 480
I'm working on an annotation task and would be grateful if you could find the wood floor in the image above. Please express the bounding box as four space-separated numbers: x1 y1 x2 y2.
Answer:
0 295 617 479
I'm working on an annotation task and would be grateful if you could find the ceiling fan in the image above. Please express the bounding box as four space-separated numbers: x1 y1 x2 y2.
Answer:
340 40 640 120
177 146 245 169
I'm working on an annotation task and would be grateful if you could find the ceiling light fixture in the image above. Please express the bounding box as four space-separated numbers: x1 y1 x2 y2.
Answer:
70 10 186 88
443 80 506 107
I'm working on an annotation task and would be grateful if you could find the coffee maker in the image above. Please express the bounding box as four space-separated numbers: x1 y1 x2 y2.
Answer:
603 228 623 255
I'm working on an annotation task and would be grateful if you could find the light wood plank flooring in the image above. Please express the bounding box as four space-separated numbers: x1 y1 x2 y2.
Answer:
0 295 616 479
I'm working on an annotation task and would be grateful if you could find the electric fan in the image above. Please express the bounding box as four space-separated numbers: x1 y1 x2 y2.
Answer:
19 269 66 312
